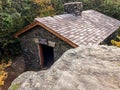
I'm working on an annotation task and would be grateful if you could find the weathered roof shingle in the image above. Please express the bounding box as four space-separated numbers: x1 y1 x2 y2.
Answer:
35 10 120 46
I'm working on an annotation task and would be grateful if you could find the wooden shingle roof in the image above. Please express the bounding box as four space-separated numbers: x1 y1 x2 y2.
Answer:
15 10 120 47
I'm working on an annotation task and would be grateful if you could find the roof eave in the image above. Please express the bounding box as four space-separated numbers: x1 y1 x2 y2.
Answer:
14 21 39 38
14 21 78 48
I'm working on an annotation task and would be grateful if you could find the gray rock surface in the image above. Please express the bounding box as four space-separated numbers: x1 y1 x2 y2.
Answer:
9 45 120 90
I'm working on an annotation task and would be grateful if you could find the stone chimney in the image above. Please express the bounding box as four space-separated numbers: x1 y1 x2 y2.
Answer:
64 2 83 16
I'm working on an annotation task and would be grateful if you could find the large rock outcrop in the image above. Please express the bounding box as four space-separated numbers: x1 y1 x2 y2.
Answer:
9 45 120 90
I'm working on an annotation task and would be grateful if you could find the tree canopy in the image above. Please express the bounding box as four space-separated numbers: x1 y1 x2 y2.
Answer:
0 0 38 59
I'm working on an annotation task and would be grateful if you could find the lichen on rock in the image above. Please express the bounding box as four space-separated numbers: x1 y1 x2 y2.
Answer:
9 45 120 90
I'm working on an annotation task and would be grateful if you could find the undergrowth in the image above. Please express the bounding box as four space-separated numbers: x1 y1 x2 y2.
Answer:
0 60 12 86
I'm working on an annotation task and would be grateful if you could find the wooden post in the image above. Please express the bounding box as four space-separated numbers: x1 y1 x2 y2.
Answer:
38 44 44 67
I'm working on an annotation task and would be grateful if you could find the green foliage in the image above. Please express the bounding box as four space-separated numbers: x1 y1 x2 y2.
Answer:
34 0 64 16
94 0 120 20
35 0 55 17
111 27 120 47
51 0 64 15
0 0 38 59
11 83 20 90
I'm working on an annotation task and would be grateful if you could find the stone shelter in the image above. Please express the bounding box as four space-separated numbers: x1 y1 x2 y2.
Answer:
15 2 120 70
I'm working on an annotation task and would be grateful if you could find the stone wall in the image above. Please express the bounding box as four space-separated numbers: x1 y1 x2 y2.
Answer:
19 26 73 71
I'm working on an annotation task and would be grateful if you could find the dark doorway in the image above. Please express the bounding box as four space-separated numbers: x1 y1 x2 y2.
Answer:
39 44 54 68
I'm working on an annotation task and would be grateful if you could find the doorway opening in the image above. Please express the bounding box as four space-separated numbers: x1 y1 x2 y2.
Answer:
39 44 54 68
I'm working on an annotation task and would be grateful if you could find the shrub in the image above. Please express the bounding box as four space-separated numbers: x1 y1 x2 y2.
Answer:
0 60 12 86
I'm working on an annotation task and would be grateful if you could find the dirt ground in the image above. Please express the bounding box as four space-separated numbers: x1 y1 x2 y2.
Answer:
0 56 25 90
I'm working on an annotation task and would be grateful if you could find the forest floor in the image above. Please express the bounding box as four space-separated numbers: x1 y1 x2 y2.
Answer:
0 56 25 90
